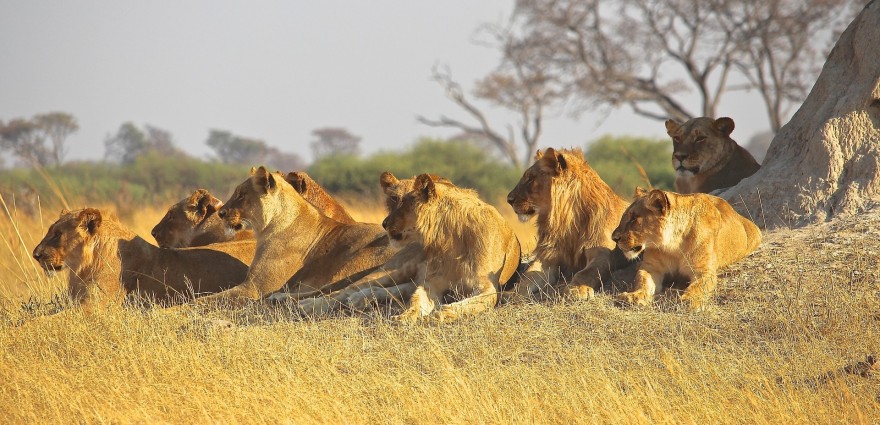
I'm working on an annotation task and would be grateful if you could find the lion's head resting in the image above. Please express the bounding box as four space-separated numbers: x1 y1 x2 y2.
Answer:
33 208 105 275
666 117 736 177
217 166 286 232
612 188 669 260
151 189 223 248
381 173 439 248
507 147 572 223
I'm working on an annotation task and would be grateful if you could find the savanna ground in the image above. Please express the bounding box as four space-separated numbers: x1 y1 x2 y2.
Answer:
0 193 878 424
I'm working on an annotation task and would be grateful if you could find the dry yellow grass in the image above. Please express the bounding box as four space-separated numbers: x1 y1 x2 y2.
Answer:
1 195 878 423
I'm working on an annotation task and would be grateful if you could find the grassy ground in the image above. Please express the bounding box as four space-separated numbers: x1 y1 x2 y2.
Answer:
0 196 878 423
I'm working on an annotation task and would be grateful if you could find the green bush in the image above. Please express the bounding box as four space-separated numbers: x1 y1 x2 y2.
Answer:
309 138 522 201
584 135 674 197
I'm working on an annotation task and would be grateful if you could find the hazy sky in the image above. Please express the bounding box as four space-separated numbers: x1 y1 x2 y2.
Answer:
1 1 772 164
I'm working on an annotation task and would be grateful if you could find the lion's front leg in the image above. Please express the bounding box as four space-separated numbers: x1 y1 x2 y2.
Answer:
615 268 660 307
567 247 615 300
393 285 439 322
513 260 560 300
433 278 498 322
680 270 717 312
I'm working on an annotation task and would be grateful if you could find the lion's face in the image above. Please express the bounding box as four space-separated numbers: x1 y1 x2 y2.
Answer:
612 189 668 260
151 189 222 248
217 167 283 233
33 209 103 275
666 117 736 177
382 174 437 248
507 149 564 222
380 172 450 214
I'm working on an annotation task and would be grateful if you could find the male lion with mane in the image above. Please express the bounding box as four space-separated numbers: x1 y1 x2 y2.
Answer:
383 173 521 321
666 116 761 194
32 208 253 312
194 166 398 306
290 172 450 315
507 147 633 299
151 171 353 248
613 188 762 311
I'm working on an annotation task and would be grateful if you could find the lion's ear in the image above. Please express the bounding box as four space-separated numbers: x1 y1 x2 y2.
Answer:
77 208 102 235
249 167 257 176
634 186 648 198
534 149 544 160
59 208 69 217
253 166 277 193
665 119 682 137
193 189 221 216
713 117 735 136
415 174 436 201
286 172 307 195
379 171 399 192
645 190 670 214
540 147 567 174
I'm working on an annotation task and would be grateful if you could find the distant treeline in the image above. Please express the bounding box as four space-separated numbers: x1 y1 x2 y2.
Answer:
0 137 674 214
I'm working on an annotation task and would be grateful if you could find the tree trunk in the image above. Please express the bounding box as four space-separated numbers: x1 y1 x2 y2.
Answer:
721 0 880 229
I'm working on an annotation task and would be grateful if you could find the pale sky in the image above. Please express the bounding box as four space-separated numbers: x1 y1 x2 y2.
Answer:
0 1 772 164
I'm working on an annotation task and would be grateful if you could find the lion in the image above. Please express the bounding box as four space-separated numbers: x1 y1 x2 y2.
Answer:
32 208 254 312
666 116 761 194
382 174 521 321
612 188 762 311
507 147 633 299
193 166 399 307
289 172 450 315
151 171 353 248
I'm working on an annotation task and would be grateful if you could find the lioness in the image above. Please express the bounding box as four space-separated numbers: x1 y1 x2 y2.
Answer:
151 171 353 248
291 172 445 315
194 166 398 306
613 188 762 311
32 208 254 311
383 174 521 321
666 117 761 194
507 147 632 298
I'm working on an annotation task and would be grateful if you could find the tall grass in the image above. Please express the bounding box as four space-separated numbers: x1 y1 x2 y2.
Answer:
1 190 878 423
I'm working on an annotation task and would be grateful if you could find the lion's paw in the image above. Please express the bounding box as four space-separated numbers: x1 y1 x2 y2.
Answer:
614 291 650 307
565 284 595 301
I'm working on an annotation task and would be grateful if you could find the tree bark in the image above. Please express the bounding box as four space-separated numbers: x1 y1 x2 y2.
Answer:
721 0 880 229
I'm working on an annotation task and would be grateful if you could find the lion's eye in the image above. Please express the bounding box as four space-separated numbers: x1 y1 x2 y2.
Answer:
389 195 400 204
695 136 706 143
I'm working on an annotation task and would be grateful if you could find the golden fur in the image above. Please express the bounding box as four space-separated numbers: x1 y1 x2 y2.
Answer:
291 172 448 315
383 174 521 321
507 147 631 298
151 172 352 248
194 166 398 306
32 208 254 311
666 117 761 194
613 188 762 311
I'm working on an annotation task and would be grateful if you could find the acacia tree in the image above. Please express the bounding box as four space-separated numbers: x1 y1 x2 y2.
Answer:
206 129 305 171
105 123 186 164
423 0 857 162
310 127 361 159
0 112 79 166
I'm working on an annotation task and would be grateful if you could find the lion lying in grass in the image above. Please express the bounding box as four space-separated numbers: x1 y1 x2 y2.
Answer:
31 208 253 312
613 188 762 311
151 171 353 248
290 172 452 315
666 117 761 194
193 166 398 307
383 174 521 321
507 147 634 299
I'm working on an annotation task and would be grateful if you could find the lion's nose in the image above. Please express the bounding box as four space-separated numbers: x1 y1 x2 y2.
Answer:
611 233 620 243
673 152 689 161
381 217 389 230
506 193 515 205
218 209 227 219
33 251 43 261
151 229 158 239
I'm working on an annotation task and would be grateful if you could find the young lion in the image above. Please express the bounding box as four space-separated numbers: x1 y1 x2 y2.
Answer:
383 174 521 321
613 188 762 311
151 172 353 248
194 166 398 306
32 208 253 311
666 117 761 194
507 147 633 299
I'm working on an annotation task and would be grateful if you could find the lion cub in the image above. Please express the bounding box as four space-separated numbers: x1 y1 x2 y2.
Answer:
382 174 521 321
666 117 761 194
613 188 762 311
